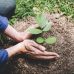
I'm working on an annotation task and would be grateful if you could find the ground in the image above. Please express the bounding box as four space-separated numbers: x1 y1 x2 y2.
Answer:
2 13 74 74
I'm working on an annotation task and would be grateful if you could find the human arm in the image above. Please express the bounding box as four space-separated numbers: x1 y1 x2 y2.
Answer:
0 39 59 65
0 40 44 64
0 15 38 42
4 25 38 42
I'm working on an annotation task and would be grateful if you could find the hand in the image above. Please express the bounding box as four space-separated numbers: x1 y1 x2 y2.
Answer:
15 25 39 42
6 39 59 60
20 39 46 53
5 39 45 57
18 25 39 41
20 39 60 60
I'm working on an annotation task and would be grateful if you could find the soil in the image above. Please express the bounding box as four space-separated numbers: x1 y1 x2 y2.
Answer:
2 13 74 74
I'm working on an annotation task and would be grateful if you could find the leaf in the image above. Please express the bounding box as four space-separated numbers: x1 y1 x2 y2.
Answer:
28 28 42 34
36 14 48 29
45 36 57 44
43 21 52 32
36 14 52 31
36 37 45 43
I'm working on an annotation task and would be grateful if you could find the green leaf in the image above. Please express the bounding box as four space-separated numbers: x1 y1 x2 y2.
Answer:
45 36 57 44
43 21 52 32
36 37 45 43
28 28 42 34
36 14 48 29
36 14 52 31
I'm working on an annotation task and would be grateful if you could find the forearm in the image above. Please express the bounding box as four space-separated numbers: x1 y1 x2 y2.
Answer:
5 42 25 58
4 25 32 42
4 25 23 42
0 42 25 64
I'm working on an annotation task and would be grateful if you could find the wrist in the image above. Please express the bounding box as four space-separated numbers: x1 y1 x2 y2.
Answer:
18 32 32 42
5 42 25 58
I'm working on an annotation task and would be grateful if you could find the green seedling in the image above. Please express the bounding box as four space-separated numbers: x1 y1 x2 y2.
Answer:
28 28 42 34
28 14 56 44
36 37 45 43
36 14 52 31
45 36 57 44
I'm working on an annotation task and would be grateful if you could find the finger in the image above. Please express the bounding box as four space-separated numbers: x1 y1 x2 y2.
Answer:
25 45 34 52
25 45 41 54
27 50 59 58
29 46 42 54
25 51 57 59
42 51 60 57
32 55 57 60
31 41 46 51
38 45 46 51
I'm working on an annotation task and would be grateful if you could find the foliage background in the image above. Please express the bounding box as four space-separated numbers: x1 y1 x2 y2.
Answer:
15 0 74 18
9 0 74 24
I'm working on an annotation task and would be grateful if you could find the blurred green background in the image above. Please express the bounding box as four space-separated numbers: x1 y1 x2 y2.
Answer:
10 0 74 24
16 0 74 18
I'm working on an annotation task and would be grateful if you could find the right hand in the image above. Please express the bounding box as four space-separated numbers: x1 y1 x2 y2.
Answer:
20 39 60 60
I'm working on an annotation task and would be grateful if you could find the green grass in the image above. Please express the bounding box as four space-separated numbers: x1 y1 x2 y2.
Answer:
10 0 74 24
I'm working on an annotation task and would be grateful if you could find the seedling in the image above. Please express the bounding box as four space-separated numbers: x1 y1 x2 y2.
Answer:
45 36 56 44
36 14 52 31
27 14 56 44
28 28 42 34
36 37 45 43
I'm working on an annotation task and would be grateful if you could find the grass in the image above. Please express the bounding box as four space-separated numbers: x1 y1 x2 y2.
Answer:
9 0 74 24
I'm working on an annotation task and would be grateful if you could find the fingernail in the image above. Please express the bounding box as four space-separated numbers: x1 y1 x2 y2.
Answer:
57 54 60 58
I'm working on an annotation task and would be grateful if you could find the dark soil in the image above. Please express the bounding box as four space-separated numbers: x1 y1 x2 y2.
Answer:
2 13 74 74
